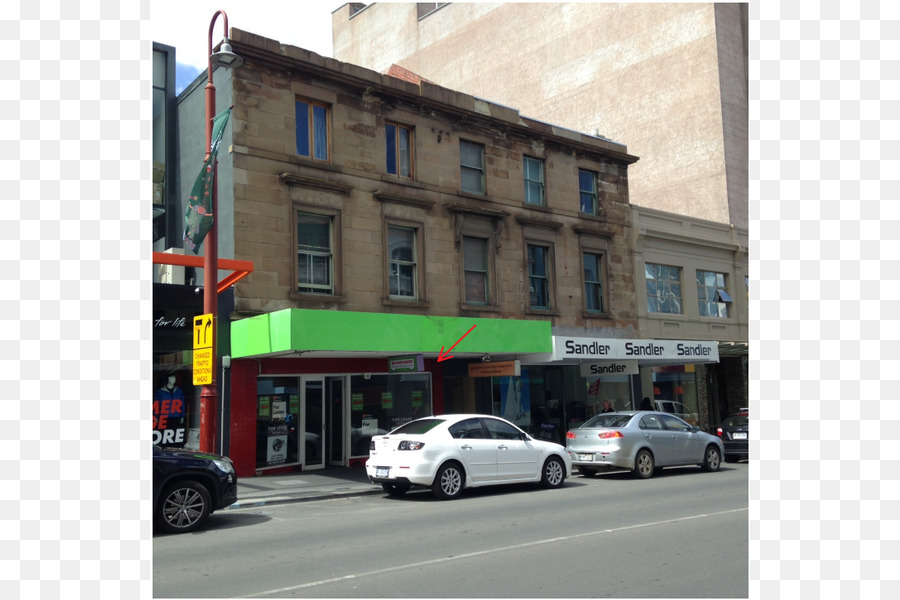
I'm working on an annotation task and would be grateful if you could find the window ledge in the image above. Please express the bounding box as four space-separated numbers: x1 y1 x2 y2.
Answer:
582 311 613 320
383 298 431 309
288 292 347 305
459 303 500 313
525 307 559 317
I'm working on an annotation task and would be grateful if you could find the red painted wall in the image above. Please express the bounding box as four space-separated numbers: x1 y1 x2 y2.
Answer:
227 357 445 478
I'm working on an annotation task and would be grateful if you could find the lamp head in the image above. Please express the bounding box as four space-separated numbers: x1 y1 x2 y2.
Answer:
210 39 243 69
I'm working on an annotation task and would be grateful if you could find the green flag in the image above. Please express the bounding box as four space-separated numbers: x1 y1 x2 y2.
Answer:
184 106 232 254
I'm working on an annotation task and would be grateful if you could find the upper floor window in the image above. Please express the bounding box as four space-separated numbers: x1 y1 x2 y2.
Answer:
523 156 545 206
583 252 604 313
646 263 682 314
697 270 732 318
463 236 490 305
460 140 485 195
579 169 599 215
386 122 413 178
527 244 551 309
297 212 333 294
296 99 329 161
388 225 418 299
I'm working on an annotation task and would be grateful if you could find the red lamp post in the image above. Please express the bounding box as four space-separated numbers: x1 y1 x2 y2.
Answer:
200 11 242 454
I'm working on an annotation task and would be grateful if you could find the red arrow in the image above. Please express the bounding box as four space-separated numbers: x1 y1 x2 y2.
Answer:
437 324 477 362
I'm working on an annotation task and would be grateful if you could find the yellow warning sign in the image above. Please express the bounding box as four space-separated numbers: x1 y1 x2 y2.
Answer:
193 314 214 385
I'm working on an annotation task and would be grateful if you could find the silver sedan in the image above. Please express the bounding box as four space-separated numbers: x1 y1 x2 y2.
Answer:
565 411 724 479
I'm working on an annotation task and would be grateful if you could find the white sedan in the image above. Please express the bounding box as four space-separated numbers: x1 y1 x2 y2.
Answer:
366 414 573 500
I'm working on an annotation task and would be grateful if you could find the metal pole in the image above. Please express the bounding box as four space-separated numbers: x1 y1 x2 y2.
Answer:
199 10 229 454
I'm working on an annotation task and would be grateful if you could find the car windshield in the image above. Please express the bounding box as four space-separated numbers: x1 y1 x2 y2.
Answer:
722 415 749 427
389 418 445 435
581 414 632 429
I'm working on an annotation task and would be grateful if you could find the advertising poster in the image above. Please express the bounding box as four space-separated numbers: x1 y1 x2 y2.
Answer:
266 421 288 466
381 392 393 409
500 369 530 427
153 372 187 448
352 393 364 411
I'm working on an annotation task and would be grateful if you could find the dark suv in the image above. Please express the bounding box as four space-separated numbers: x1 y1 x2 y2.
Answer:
153 445 238 534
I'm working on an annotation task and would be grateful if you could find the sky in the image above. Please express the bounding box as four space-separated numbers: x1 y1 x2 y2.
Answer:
151 0 351 92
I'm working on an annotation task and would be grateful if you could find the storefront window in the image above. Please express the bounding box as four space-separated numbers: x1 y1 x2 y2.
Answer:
488 366 634 443
651 368 699 426
153 367 193 448
350 373 432 456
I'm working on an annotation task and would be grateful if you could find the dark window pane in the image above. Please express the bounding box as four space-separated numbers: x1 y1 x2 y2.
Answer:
385 123 397 174
296 101 309 156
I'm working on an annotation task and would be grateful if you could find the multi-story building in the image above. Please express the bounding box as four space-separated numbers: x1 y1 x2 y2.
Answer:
154 27 722 477
332 2 750 424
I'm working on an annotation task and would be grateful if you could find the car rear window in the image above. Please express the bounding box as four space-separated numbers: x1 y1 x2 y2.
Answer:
722 415 749 427
582 414 632 429
390 418 445 435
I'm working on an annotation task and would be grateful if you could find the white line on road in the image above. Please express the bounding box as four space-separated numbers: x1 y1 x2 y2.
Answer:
241 507 748 598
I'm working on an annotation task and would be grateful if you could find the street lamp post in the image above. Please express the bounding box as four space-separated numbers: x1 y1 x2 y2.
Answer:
200 10 242 454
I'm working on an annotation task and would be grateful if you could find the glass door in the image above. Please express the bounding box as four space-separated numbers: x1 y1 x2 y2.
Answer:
302 377 325 470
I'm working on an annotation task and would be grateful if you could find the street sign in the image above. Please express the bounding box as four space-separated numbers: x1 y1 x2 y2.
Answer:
468 360 521 378
193 313 213 350
193 313 214 386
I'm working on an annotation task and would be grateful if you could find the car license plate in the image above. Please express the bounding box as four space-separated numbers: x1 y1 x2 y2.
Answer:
732 432 747 440
577 453 593 462
376 467 390 478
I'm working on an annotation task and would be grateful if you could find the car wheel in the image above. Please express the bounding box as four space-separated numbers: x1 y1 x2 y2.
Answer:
157 480 211 534
432 462 464 500
540 456 566 489
702 445 722 472
577 466 597 477
633 449 654 479
381 482 410 496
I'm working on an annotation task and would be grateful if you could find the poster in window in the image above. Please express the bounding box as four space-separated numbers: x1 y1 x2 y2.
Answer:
352 393 364 411
381 392 393 409
500 370 531 427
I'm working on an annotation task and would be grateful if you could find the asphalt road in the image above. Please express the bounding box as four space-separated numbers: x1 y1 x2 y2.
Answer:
154 462 749 598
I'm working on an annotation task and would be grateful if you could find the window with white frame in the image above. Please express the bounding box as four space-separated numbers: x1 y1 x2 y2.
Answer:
388 225 418 299
297 212 333 294
645 263 682 314
523 156 545 206
579 169 599 215
463 236 490 305
697 270 731 318
583 252 605 313
527 244 551 309
460 140 485 195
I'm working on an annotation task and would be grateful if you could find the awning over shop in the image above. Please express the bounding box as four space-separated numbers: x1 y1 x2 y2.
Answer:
545 335 720 366
230 309 552 360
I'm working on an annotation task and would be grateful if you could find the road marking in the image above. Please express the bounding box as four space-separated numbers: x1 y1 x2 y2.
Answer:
241 507 748 598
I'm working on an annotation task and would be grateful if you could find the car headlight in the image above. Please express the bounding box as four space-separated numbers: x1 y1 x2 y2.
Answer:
398 440 425 451
213 458 235 474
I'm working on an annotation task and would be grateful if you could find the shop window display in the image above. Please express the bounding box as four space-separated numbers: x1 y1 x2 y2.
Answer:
651 368 699 426
349 374 431 457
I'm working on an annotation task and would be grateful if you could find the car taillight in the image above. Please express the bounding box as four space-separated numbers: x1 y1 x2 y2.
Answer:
716 428 723 437
398 440 425 451
566 431 577 439
598 431 623 439
370 440 375 450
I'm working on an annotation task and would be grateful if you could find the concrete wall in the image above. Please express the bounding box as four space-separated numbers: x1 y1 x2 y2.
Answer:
333 2 748 229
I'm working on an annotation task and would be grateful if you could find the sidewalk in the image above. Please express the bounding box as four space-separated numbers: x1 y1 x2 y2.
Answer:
226 466 383 510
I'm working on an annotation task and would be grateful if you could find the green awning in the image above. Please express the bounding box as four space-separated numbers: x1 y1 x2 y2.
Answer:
230 309 552 359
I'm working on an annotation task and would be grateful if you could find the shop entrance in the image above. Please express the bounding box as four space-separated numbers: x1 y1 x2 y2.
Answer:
300 377 325 470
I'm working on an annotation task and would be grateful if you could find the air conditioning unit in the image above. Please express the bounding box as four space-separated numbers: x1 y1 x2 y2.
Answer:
159 247 185 285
